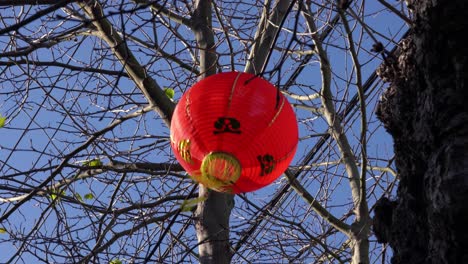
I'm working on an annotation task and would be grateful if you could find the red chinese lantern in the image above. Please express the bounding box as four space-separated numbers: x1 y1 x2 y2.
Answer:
170 71 298 193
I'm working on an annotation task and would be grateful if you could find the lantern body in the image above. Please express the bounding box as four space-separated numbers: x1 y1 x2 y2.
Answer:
170 72 298 193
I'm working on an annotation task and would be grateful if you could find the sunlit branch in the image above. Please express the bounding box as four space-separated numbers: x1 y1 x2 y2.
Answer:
0 193 29 203
291 104 323 114
244 0 292 74
302 3 361 212
79 0 175 126
302 4 371 264
338 5 369 220
282 91 320 101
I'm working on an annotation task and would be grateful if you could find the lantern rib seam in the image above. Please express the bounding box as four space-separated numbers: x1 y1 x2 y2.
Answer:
268 97 285 127
184 85 209 157
227 72 242 110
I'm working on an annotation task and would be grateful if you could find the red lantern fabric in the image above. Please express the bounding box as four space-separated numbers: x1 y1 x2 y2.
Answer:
170 71 298 193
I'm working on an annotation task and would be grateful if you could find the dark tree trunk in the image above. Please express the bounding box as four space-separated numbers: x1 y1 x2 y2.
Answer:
375 1 468 263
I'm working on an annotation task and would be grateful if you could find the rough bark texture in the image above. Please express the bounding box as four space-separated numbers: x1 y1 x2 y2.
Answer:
375 1 468 263
195 187 234 263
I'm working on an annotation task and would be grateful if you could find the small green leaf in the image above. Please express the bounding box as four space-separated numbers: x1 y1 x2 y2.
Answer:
164 87 175 99
75 193 83 202
0 115 6 128
84 159 102 167
180 197 207 212
50 189 65 201
84 193 94 200
0 227 7 234
109 259 122 264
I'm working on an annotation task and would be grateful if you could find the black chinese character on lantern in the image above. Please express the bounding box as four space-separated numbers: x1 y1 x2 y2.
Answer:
213 117 241 134
257 154 275 176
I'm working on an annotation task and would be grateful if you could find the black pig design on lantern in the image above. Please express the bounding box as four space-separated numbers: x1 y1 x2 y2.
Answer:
213 117 241 134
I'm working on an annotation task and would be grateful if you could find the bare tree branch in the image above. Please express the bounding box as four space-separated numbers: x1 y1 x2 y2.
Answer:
78 0 175 126
0 106 154 222
244 0 292 74
285 170 352 234
0 0 75 5
0 0 75 35
302 3 371 263
0 59 130 77
132 0 191 26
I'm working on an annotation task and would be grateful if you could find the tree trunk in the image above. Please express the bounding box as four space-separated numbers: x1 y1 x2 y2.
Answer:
375 1 468 263
195 187 234 263
191 0 235 263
